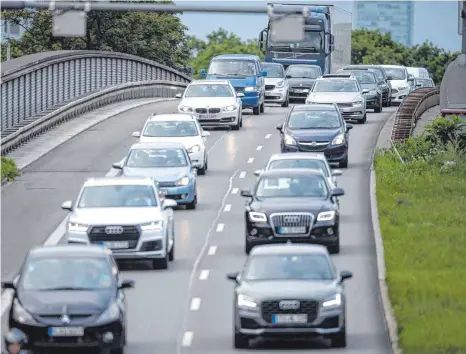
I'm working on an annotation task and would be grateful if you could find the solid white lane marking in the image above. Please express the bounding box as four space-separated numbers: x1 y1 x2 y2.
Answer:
199 270 210 280
224 204 232 212
208 246 217 255
190 298 201 311
239 171 246 178
265 134 272 139
181 331 194 347
216 223 225 232
232 188 239 194
256 145 263 151
247 158 254 163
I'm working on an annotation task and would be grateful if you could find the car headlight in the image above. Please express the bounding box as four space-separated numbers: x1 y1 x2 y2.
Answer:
317 210 336 221
398 86 408 91
284 133 296 145
12 299 38 325
276 80 285 88
188 145 201 153
352 101 363 107
331 134 345 145
249 212 267 223
68 222 89 233
322 293 342 308
176 176 190 186
179 105 193 113
96 302 120 324
223 105 237 112
140 221 163 231
369 90 377 95
237 294 257 309
245 86 259 92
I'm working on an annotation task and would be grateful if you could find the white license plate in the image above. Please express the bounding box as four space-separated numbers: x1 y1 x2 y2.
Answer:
278 227 306 234
198 114 216 119
102 241 129 249
272 314 308 324
266 91 272 95
48 327 84 337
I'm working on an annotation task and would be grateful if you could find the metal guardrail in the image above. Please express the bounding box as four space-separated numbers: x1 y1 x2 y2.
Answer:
1 80 187 155
1 50 192 142
391 87 440 142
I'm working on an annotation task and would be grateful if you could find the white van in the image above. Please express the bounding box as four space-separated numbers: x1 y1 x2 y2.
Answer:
406 67 430 79
380 65 410 104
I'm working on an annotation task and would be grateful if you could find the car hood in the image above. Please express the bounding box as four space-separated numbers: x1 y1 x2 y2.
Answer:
179 97 237 108
18 289 112 315
138 135 202 150
286 127 342 142
238 280 338 300
251 198 331 214
69 207 164 225
287 78 316 88
389 79 408 89
122 166 189 182
308 92 362 103
265 77 285 85
360 83 377 90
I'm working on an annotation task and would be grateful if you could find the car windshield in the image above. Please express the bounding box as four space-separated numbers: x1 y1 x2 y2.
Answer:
383 67 406 80
348 71 376 84
287 110 341 129
313 80 358 93
126 148 188 168
269 30 324 52
78 185 157 208
20 257 113 291
243 254 334 281
261 64 284 78
185 84 233 98
143 121 198 137
286 66 321 79
268 159 329 177
255 175 328 199
415 79 434 88
370 68 385 81
208 60 257 76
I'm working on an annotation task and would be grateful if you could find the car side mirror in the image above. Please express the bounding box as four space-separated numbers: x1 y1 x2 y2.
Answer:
237 92 245 97
416 84 422 87
346 124 353 131
362 89 370 94
175 93 182 98
119 279 135 289
331 187 345 197
340 270 353 281
387 75 393 80
240 189 252 198
132 131 140 138
200 69 207 78
163 199 178 209
260 71 267 77
1 281 15 290
276 124 283 131
408 74 414 81
226 272 240 283
201 131 210 137
112 162 122 169
253 169 263 177
61 200 73 211
332 169 342 177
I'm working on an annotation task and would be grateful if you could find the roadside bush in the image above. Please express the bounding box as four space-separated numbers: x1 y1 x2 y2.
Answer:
424 115 466 150
1 157 19 181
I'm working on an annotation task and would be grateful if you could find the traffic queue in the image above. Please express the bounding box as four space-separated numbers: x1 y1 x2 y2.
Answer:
1 54 431 353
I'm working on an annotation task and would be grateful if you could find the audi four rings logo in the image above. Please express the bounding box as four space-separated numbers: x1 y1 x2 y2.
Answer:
284 216 300 223
105 226 124 235
279 300 300 310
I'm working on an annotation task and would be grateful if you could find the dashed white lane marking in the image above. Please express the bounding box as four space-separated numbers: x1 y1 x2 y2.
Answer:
216 223 225 232
190 298 201 311
256 145 263 151
232 188 239 194
239 171 246 178
247 158 254 163
208 246 217 255
181 331 194 347
224 204 232 212
265 134 272 139
199 270 210 280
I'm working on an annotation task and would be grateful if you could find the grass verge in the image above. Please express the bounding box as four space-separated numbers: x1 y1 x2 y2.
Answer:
1 156 19 182
375 133 466 353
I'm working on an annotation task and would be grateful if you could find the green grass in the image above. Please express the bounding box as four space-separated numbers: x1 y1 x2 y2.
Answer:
375 150 466 354
1 156 19 182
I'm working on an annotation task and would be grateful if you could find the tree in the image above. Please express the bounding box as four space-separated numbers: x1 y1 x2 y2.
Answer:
1 7 191 73
188 28 263 78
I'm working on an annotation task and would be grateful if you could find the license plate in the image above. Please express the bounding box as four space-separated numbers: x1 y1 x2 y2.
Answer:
266 91 272 95
48 327 84 337
278 226 306 234
272 314 307 324
102 241 129 249
198 114 216 119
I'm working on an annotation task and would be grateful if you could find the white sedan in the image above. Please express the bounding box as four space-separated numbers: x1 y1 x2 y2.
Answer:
132 113 210 175
176 80 243 130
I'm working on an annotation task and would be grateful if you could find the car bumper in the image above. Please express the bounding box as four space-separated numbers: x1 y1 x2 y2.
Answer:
241 94 260 108
188 150 204 169
281 143 348 163
288 89 310 101
265 88 288 103
338 105 365 120
8 319 124 350
391 88 410 103
186 110 239 127
365 95 380 108
161 183 196 204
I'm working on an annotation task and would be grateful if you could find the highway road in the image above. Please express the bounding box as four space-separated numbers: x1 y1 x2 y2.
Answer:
1 100 395 353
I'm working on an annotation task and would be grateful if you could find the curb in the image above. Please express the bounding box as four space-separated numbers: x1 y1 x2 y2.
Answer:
370 112 402 354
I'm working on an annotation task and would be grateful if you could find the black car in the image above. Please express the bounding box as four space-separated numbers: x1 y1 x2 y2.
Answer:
277 104 353 168
285 65 322 102
342 65 392 106
339 69 383 113
240 169 344 254
227 244 353 349
2 245 135 354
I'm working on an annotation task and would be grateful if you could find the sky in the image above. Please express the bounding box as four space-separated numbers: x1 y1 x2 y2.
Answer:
177 0 463 52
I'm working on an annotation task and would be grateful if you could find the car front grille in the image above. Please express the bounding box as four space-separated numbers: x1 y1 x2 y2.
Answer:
297 141 330 152
235 87 245 93
265 85 275 90
195 108 221 114
37 314 93 321
158 181 176 187
261 300 319 324
270 213 313 236
88 225 140 249
337 102 353 108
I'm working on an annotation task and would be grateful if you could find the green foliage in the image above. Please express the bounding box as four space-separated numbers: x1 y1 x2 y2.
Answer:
1 157 19 182
187 28 264 78
424 116 466 150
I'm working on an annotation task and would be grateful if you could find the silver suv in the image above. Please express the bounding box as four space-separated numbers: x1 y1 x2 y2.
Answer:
61 176 177 270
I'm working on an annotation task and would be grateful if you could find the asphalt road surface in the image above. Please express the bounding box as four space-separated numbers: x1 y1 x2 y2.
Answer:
1 100 395 353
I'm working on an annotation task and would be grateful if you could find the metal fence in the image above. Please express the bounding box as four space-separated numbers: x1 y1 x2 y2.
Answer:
1 50 192 139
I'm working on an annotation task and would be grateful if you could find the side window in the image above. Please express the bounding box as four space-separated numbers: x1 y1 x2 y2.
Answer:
256 61 261 76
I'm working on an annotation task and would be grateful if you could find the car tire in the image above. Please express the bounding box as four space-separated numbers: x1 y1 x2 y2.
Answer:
375 97 382 113
260 101 265 113
169 238 175 262
281 96 289 107
231 120 240 130
339 156 348 169
358 114 367 124
253 105 260 115
330 326 347 348
234 331 250 349
198 155 207 175
153 253 169 270
186 194 197 210
239 114 243 127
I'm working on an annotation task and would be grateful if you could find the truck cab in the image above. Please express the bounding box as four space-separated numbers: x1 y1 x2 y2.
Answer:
200 54 267 115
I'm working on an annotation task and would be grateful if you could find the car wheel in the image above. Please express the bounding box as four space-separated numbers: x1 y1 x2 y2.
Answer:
198 156 207 175
231 120 240 130
358 114 367 124
260 101 265 113
234 331 250 349
169 237 175 261
330 326 347 348
374 97 382 113
186 194 197 210
253 105 260 115
281 97 289 107
339 156 348 169
153 253 169 270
